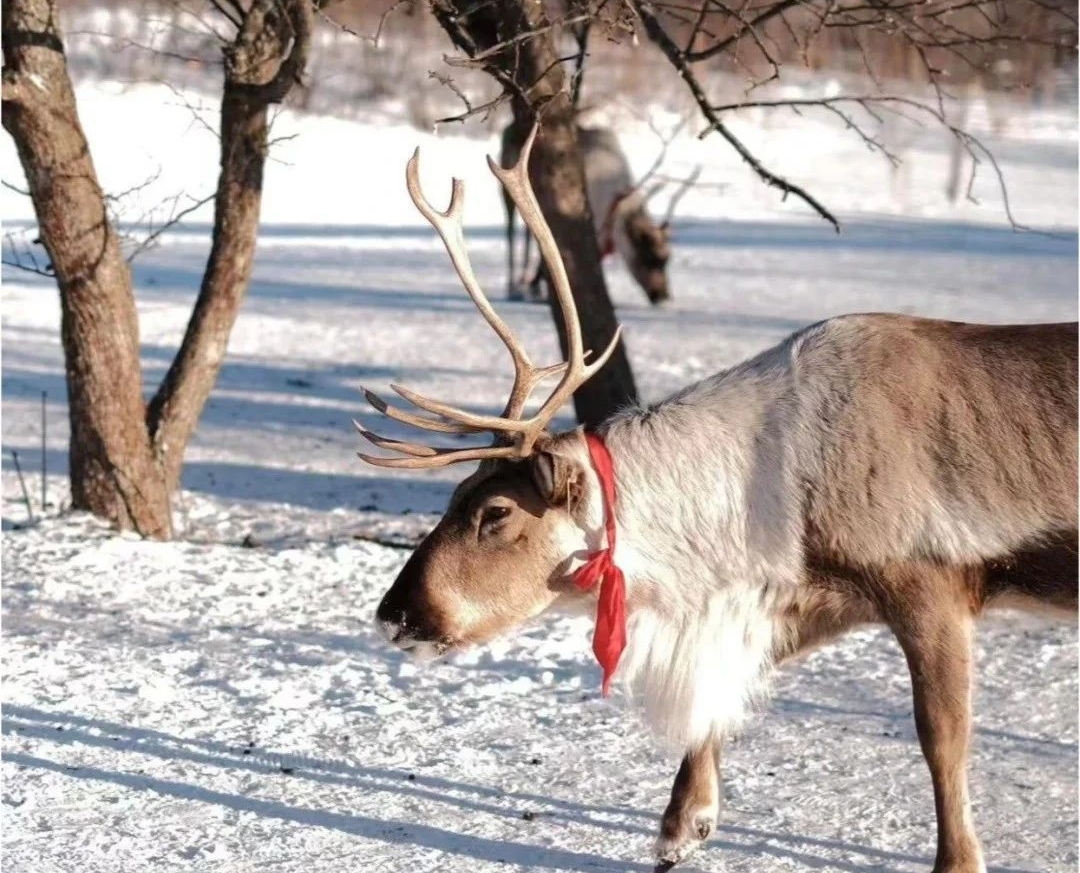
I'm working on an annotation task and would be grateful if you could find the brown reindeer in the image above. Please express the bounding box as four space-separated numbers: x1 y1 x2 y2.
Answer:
357 125 1078 873
501 121 672 305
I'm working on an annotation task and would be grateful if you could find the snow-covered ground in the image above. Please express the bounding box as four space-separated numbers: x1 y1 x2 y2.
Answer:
2 79 1077 873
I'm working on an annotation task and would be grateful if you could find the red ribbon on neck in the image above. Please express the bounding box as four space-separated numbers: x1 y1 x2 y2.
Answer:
598 190 631 261
572 433 626 696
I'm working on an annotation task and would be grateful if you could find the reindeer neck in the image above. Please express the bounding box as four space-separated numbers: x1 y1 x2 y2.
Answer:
597 339 805 618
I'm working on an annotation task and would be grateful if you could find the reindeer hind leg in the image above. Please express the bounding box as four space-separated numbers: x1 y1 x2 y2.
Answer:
886 567 986 873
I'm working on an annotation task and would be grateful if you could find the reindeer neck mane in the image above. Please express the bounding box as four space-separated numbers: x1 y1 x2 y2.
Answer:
593 334 810 745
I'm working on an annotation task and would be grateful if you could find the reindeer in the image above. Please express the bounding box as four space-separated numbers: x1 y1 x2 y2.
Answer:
357 125 1078 873
501 122 674 306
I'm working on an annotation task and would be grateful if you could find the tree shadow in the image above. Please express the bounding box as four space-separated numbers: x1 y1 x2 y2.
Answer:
3 749 648 872
2 705 651 843
0 442 454 516
775 696 1080 760
5 704 1042 873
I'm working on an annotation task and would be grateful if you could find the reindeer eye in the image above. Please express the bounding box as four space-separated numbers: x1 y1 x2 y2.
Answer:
479 504 512 535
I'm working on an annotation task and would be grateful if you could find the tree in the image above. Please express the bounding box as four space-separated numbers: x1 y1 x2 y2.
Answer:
421 0 1075 229
2 0 315 538
430 0 639 428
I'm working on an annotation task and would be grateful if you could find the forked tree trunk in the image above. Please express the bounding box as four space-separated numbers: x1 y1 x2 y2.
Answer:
2 0 313 538
432 0 638 427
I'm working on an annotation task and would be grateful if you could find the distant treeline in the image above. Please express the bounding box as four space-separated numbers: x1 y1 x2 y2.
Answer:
56 0 1079 124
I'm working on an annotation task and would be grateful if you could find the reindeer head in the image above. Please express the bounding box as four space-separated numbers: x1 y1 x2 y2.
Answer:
621 160 701 307
373 435 605 654
624 209 671 305
358 126 618 656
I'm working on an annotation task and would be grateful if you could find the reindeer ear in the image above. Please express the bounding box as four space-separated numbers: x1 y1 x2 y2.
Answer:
529 449 582 507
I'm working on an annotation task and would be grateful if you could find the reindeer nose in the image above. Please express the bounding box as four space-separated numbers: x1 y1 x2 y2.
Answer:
376 599 407 642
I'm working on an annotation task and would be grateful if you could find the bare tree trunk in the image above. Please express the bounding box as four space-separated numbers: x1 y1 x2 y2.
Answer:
147 0 312 491
2 0 313 538
2 0 171 536
146 93 269 493
432 0 638 428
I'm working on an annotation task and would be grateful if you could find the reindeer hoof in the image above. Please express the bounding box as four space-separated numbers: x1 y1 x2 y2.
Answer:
654 810 715 870
653 837 699 871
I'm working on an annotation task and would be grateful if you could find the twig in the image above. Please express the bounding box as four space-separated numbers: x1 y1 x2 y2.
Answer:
711 93 1035 229
429 71 507 125
318 0 409 47
208 0 243 31
446 14 592 64
125 193 216 262
10 449 35 524
41 391 47 511
569 5 593 109
658 165 703 226
682 0 802 63
633 0 841 231
104 167 165 205
631 112 691 192
2 179 30 197
154 77 221 143
1 230 53 277
429 2 528 109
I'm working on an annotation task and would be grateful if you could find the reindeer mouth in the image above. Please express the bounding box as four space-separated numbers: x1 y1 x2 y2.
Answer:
402 640 453 662
387 629 453 661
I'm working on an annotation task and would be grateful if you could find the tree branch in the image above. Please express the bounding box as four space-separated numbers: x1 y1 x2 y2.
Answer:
633 0 841 230
683 0 803 62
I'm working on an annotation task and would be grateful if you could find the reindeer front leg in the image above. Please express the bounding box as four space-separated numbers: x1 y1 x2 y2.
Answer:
654 738 720 871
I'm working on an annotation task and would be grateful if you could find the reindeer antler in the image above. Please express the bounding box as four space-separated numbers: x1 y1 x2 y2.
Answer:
357 124 623 469
658 165 702 229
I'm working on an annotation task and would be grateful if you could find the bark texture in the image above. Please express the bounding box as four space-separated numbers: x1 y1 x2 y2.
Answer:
2 0 170 535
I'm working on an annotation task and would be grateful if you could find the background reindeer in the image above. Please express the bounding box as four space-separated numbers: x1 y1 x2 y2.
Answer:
501 121 684 306
359 126 1078 873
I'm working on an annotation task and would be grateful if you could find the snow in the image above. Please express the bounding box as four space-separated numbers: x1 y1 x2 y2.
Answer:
2 77 1077 873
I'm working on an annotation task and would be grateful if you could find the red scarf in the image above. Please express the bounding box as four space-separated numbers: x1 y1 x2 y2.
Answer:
598 190 631 261
572 433 627 696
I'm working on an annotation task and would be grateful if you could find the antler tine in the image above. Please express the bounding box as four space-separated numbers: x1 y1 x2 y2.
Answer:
355 423 442 457
357 448 520 469
363 388 485 435
486 123 595 453
390 383 537 431
405 148 545 427
356 424 522 469
660 165 702 228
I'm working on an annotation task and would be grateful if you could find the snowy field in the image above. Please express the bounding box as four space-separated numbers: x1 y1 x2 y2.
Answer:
2 79 1077 873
